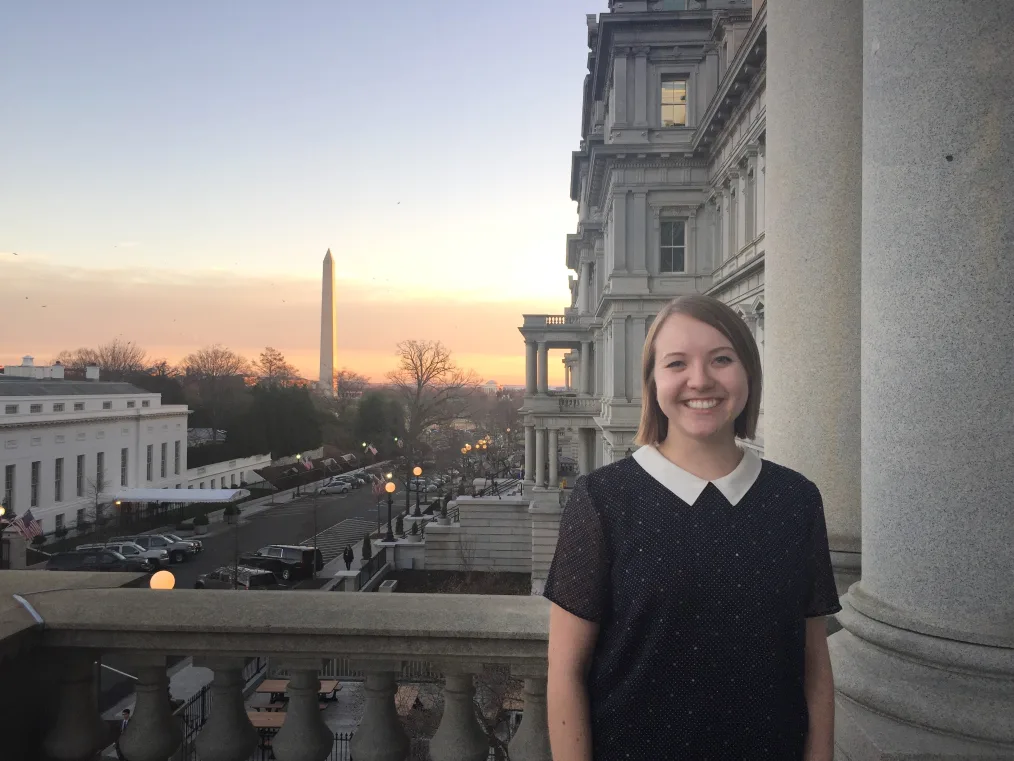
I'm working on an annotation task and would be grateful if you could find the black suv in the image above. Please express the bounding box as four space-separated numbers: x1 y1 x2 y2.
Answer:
194 566 280 590
46 549 151 573
238 545 324 582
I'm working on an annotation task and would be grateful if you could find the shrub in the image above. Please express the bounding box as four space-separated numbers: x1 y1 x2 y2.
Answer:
31 534 47 547
361 534 372 560
175 521 193 532
54 527 69 539
224 503 240 516
395 514 404 536
410 521 419 536
192 513 210 526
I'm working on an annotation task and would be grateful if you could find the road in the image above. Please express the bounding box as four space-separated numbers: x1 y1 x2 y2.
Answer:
169 485 391 589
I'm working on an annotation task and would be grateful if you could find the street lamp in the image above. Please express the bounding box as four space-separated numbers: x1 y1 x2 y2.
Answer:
384 480 396 542
412 466 423 516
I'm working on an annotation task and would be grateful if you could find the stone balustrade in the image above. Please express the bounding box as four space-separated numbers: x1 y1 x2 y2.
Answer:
0 571 551 761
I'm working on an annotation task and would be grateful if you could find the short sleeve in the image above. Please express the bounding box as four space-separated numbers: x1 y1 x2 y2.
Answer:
804 487 843 618
543 476 610 623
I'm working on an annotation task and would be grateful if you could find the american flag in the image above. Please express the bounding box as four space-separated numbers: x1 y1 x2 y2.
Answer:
302 456 313 471
12 509 43 539
367 444 377 456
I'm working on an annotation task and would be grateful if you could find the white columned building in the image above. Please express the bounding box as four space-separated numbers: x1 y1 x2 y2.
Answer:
0 376 190 534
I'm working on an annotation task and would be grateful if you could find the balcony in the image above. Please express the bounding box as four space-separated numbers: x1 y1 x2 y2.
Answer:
521 314 579 328
709 233 765 291
522 394 600 418
1 571 551 761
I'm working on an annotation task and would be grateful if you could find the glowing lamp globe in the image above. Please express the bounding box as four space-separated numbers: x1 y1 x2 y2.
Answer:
384 481 396 494
412 466 422 477
150 570 176 590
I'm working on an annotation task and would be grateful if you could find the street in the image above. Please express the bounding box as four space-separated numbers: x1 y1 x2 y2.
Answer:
169 484 391 589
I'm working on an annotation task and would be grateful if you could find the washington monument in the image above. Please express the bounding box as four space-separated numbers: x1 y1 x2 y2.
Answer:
319 249 337 393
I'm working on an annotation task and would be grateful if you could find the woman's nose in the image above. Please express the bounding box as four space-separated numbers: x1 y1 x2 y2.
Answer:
686 361 713 388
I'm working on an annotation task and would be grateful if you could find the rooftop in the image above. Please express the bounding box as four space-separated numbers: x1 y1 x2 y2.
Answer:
0 378 152 397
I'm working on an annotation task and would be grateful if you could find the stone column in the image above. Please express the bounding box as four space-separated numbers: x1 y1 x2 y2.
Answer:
830 2 1014 754
576 429 590 477
579 341 592 395
193 658 258 761
41 650 107 761
548 429 559 488
429 668 489 761
508 672 552 761
348 665 410 761
719 185 732 262
735 171 749 249
269 664 333 761
766 0 862 592
118 656 182 761
534 428 547 488
755 147 766 236
524 425 535 483
536 342 549 394
579 261 592 313
525 341 537 395
633 48 648 127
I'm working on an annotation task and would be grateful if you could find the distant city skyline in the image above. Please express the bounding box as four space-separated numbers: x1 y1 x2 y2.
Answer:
0 0 603 386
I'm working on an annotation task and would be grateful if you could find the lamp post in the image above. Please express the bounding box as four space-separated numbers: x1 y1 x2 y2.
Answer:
412 466 423 516
384 479 396 543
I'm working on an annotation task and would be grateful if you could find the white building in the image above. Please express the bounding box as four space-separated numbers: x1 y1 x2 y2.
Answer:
186 454 269 491
0 377 190 534
520 0 765 484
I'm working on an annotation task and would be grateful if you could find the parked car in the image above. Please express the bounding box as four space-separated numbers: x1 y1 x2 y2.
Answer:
47 549 151 573
161 533 203 555
110 534 195 564
194 565 281 590
318 481 351 495
238 545 324 582
77 541 168 569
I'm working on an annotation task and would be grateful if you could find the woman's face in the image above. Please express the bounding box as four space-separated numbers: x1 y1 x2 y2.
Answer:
652 313 749 444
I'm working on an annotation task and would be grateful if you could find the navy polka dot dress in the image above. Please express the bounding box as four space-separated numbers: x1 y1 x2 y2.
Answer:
544 450 841 761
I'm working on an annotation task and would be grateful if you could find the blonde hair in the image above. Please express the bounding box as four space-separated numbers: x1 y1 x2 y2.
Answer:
634 295 762 446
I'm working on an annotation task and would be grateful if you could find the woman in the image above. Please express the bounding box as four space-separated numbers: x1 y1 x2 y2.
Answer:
544 294 840 761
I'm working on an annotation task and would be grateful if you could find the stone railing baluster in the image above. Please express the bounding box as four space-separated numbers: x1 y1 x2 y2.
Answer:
119 654 183 761
507 670 552 761
348 660 410 761
429 664 489 761
41 649 107 761
193 657 258 761
271 659 333 761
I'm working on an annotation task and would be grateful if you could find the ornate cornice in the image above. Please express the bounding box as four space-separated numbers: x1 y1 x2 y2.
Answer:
0 410 188 431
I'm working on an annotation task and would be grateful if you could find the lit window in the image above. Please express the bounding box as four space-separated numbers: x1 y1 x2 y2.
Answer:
660 220 687 273
661 76 687 127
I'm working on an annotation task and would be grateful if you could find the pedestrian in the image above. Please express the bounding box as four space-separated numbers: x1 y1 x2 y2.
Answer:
343 545 353 571
115 709 130 761
544 294 840 761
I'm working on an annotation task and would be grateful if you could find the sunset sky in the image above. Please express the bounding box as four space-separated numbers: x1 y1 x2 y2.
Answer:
0 0 605 385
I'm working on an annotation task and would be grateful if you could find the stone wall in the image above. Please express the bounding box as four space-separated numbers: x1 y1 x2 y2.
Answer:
424 496 532 573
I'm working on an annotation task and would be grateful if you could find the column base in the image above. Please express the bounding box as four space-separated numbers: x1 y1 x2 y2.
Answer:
830 588 1014 757
529 487 562 509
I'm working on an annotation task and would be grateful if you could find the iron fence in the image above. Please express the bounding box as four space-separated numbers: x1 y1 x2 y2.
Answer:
174 683 211 760
252 730 353 761
355 546 386 590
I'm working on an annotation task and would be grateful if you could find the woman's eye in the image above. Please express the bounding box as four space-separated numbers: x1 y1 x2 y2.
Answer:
665 360 685 369
714 355 734 365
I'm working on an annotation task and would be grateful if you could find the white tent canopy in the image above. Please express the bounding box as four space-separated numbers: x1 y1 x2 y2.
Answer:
98 488 250 504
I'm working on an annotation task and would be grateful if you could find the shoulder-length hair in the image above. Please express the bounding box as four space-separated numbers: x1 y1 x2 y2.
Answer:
634 294 762 446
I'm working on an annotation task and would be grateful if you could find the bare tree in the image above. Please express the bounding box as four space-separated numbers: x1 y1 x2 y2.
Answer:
52 347 99 372
96 339 148 379
334 368 369 400
254 347 297 385
84 470 108 527
181 345 252 442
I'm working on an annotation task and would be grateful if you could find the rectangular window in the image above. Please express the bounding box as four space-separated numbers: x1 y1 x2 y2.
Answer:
76 507 85 525
74 402 85 411
174 441 181 475
55 513 65 530
160 442 167 478
102 401 112 410
30 461 40 507
141 400 150 408
30 404 43 414
146 444 153 481
96 452 105 490
76 454 85 497
127 401 136 408
199 482 205 489
4 464 14 510
121 448 129 487
53 403 65 412
661 76 687 127
55 458 64 502
5 405 18 414
660 220 687 272
211 478 216 489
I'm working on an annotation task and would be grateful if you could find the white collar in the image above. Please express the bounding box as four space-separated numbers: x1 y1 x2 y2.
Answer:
632 445 762 506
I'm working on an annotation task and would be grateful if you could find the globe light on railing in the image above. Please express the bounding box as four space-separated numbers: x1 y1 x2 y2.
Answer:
385 472 393 480
412 466 422 477
149 570 175 590
385 481 396 494
0 505 5 518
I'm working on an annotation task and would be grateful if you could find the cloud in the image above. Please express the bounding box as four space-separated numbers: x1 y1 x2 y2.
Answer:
0 260 570 385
